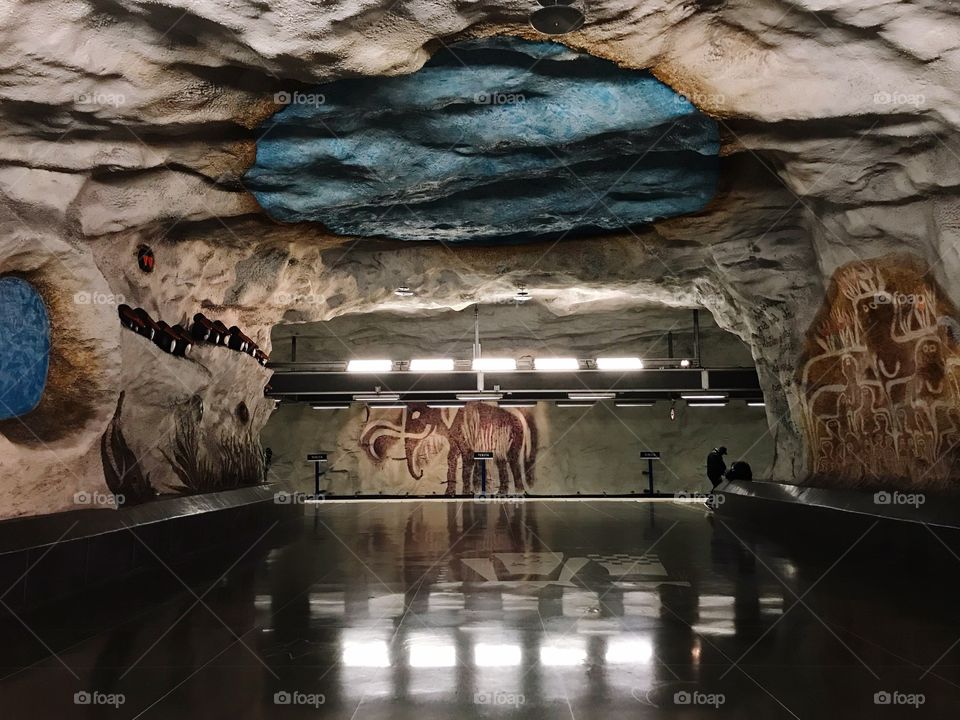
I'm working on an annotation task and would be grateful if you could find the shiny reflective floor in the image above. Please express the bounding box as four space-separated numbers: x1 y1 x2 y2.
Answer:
2 500 959 718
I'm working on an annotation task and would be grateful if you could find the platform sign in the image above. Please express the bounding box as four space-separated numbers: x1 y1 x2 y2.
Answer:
474 451 494 460
307 453 329 496
640 451 660 494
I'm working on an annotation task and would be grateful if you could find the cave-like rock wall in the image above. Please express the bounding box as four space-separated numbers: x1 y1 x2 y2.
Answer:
0 0 959 518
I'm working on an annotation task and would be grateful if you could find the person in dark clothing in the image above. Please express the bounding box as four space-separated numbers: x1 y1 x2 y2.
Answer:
706 446 727 488
726 460 753 481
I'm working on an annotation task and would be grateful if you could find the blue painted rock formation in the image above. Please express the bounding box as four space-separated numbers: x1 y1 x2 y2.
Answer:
0 277 50 419
247 37 720 243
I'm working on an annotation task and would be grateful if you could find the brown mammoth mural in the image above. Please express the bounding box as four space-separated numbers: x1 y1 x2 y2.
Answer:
798 254 960 491
359 402 537 495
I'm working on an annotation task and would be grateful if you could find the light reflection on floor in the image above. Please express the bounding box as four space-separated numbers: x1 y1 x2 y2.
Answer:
1 500 958 718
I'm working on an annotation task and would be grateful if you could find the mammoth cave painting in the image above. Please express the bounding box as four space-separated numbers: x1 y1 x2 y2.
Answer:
359 402 537 495
799 254 960 491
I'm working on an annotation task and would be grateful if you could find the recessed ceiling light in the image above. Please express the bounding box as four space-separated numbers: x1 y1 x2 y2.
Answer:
680 393 727 400
568 392 615 401
687 401 728 407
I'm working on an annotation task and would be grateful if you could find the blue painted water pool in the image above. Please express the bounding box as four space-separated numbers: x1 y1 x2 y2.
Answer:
0 277 50 419
246 37 720 243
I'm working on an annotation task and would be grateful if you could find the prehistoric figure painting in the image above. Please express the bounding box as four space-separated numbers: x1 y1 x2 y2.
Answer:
798 254 960 490
360 402 537 495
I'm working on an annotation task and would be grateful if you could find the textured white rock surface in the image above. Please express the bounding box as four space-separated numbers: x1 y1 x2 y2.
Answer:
0 0 958 516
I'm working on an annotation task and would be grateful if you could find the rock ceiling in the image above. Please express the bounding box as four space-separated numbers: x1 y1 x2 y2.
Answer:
1 0 959 515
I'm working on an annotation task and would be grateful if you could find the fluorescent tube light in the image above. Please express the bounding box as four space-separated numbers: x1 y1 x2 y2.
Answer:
568 392 615 401
347 359 392 373
615 401 655 407
410 358 454 373
596 357 643 371
680 393 727 400
688 401 728 407
472 357 516 372
353 393 400 402
747 401 766 407
312 403 350 410
456 392 503 401
534 357 579 372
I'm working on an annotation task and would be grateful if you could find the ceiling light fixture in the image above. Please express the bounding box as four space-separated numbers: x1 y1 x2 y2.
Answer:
410 358 455 373
456 392 503 401
472 357 517 372
534 357 579 372
347 359 393 373
747 401 766 407
596 357 644 371
353 392 400 402
312 403 350 410
615 401 655 407
428 402 466 409
513 285 532 303
680 392 727 400
530 0 585 35
556 401 596 407
687 401 728 407
394 285 414 297
568 392 615 401
680 359 691 368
